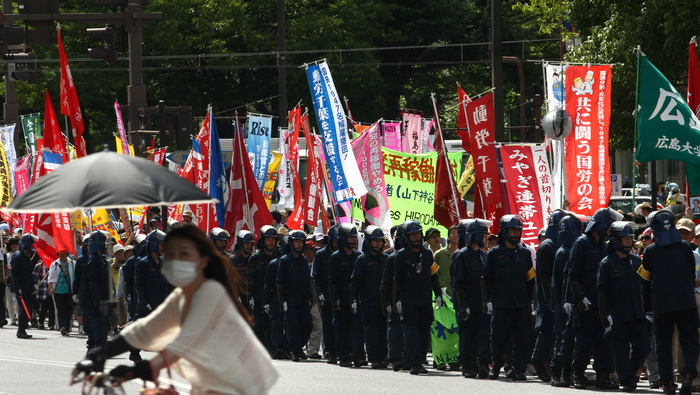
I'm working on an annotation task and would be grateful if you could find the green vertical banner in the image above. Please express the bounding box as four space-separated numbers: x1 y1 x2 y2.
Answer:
20 113 41 158
431 295 460 365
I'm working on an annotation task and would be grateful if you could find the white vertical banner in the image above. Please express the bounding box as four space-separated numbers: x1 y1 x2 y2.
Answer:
550 139 565 210
420 118 435 153
276 128 295 210
532 145 555 226
0 124 17 196
545 64 567 112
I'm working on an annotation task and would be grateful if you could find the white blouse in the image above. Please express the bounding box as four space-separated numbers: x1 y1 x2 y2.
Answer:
120 279 278 394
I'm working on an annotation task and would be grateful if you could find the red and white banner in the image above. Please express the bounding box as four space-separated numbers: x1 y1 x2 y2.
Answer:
402 112 422 154
277 107 302 210
532 146 555 221
565 65 612 216
466 93 505 229
57 29 87 159
181 115 215 231
351 122 391 229
500 145 547 246
151 148 167 165
456 85 472 152
382 121 402 152
43 90 68 163
287 131 324 230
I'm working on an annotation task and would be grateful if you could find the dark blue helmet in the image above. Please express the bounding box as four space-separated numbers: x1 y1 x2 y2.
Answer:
327 224 340 247
648 209 681 246
585 208 623 237
393 224 405 250
337 223 359 247
19 233 37 252
457 219 474 249
363 225 385 252
288 230 307 242
133 233 148 257
544 209 568 242
88 231 107 255
558 214 583 246
235 230 255 251
146 229 166 254
607 221 636 254
401 220 423 248
257 225 278 248
458 219 490 249
498 215 523 246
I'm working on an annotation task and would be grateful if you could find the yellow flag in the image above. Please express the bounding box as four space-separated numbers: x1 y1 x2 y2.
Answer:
92 208 122 244
0 139 12 207
457 155 476 198
263 152 283 208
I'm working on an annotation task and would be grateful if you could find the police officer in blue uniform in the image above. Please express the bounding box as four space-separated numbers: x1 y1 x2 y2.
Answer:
531 210 567 382
134 229 170 319
232 230 255 310
311 224 339 364
350 225 388 369
263 242 289 360
80 231 111 349
452 219 491 379
597 221 650 392
248 225 280 349
640 210 699 395
481 215 535 381
328 223 363 367
122 234 146 323
394 220 444 375
383 225 407 371
550 214 583 387
276 230 313 362
567 207 621 389
11 233 38 339
209 227 232 259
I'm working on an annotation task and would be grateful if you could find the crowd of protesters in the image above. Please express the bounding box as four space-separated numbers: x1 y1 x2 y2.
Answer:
4 185 700 395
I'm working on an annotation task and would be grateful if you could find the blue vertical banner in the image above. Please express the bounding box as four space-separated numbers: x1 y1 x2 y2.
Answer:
305 60 367 203
246 113 273 191
208 108 227 227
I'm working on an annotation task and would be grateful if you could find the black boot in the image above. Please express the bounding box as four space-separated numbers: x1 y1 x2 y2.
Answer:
16 329 32 339
489 366 501 380
558 366 572 387
478 362 490 379
663 380 677 395
595 373 618 390
550 366 562 387
573 371 587 389
462 367 477 378
534 363 551 382
679 372 692 395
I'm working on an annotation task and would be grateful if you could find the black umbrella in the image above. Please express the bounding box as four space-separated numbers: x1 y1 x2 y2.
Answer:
4 151 216 213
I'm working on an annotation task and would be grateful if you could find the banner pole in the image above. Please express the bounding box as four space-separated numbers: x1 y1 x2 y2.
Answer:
633 46 642 210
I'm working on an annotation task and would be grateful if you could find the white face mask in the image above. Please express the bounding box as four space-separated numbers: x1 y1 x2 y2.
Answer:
161 259 200 287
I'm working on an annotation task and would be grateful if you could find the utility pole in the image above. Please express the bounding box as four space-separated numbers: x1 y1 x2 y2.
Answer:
491 0 504 142
277 0 287 129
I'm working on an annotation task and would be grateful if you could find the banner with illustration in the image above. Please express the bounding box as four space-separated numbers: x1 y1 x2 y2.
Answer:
545 64 568 112
565 65 612 216
262 152 282 208
351 122 391 229
457 155 475 198
353 147 461 235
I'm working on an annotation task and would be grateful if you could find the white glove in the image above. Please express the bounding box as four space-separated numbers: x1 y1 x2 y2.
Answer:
606 315 613 328
72 295 79 304
531 303 535 316
646 314 654 324
396 301 402 314
283 301 288 312
146 304 152 311
318 294 325 305
581 297 591 311
264 304 271 314
351 301 358 314
563 303 573 315
486 302 493 314
435 296 443 310
386 305 392 315
441 287 451 301
249 298 254 308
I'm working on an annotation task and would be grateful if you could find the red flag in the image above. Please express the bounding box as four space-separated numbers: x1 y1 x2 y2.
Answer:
43 90 68 163
224 120 273 235
180 115 215 231
433 95 468 228
57 29 87 158
688 38 700 116
456 85 471 152
287 107 303 208
287 116 324 230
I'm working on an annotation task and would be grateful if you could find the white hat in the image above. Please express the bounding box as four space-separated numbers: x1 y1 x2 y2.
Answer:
112 244 125 254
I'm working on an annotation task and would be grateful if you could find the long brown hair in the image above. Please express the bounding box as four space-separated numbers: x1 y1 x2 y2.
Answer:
164 225 252 324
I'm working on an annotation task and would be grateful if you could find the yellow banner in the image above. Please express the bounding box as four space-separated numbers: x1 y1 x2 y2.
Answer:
0 139 12 207
457 155 476 198
263 152 283 208
92 208 122 244
115 136 135 156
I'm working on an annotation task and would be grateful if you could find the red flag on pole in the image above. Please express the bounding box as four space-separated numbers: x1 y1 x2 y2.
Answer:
224 119 273 235
456 85 472 152
43 89 68 163
688 37 700 116
432 93 468 228
57 28 87 158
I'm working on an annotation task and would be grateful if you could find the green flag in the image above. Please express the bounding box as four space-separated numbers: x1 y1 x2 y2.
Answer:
430 294 460 365
20 113 41 157
637 54 700 164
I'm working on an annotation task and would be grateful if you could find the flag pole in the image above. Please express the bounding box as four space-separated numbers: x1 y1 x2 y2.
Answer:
633 46 642 210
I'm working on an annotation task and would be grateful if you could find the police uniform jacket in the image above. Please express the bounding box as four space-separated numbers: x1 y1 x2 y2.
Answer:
639 240 696 315
551 245 572 313
597 252 644 322
451 247 487 313
80 253 110 308
248 249 279 302
134 255 171 308
10 250 35 295
394 246 435 306
350 251 387 308
482 244 534 309
535 238 557 312
276 253 311 306
567 233 607 305
311 247 333 296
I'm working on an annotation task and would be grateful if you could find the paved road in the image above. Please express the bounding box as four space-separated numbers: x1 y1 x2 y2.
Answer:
0 324 663 394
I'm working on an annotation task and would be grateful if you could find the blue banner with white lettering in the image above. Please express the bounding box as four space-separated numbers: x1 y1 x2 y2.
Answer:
247 114 273 191
305 61 367 203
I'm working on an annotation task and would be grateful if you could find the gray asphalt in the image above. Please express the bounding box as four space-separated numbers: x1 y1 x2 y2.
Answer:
0 323 663 394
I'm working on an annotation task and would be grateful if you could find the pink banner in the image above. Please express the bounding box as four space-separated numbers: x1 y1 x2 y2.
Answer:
500 145 547 246
420 118 435 153
14 156 31 197
382 121 402 151
402 112 422 154
114 102 131 156
351 122 390 227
